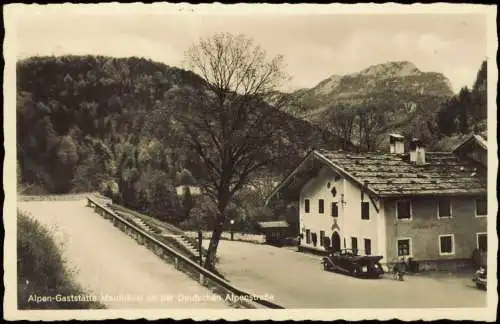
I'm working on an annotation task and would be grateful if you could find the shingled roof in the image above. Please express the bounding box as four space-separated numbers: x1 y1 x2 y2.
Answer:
266 144 487 204
257 221 289 229
315 149 486 197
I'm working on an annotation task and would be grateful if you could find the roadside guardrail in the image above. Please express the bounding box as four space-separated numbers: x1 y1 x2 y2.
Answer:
18 192 100 202
86 195 284 309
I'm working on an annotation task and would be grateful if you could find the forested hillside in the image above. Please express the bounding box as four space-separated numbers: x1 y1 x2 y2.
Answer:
17 55 341 227
432 60 487 150
16 55 488 229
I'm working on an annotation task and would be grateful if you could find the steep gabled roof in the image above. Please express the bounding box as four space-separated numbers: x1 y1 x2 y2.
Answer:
453 134 487 153
452 134 488 167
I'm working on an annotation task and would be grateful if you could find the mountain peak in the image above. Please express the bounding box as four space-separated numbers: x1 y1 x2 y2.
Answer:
312 74 343 95
357 61 420 78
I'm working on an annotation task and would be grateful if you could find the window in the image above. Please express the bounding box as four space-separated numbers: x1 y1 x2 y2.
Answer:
351 237 358 255
361 201 370 220
311 232 318 246
397 238 412 257
396 200 411 220
438 198 452 218
320 231 325 247
477 233 487 252
439 234 455 255
305 229 311 244
304 199 310 213
364 238 372 255
331 202 338 217
476 197 487 217
318 199 324 214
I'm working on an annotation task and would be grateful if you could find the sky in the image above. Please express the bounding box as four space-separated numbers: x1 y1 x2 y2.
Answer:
10 5 490 93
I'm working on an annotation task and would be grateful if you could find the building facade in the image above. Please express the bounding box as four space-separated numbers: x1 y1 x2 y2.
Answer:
384 195 487 270
266 134 488 270
298 166 383 258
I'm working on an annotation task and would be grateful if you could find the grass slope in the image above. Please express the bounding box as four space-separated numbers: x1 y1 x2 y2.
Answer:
17 211 105 309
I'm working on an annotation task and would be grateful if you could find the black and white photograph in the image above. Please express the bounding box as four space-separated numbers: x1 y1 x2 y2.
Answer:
3 3 497 321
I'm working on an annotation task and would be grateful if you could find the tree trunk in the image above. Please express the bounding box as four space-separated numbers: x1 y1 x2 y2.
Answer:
203 222 223 271
203 200 228 272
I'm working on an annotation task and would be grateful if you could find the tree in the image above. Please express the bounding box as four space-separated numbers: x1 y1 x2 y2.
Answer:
471 60 487 123
151 33 290 271
457 87 471 134
327 103 356 150
357 104 386 152
181 186 195 223
437 97 459 136
52 136 79 193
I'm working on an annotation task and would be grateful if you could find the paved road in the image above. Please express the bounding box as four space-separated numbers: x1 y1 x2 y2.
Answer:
204 240 487 308
18 200 228 309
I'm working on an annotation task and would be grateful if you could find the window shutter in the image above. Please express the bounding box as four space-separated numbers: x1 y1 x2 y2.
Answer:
364 239 371 255
361 202 370 220
318 199 324 214
331 202 338 217
351 237 358 254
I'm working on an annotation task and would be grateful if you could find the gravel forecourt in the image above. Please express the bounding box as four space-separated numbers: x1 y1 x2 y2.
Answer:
203 239 487 308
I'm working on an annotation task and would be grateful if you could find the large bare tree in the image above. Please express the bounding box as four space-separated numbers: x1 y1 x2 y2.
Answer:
154 33 291 271
327 103 357 150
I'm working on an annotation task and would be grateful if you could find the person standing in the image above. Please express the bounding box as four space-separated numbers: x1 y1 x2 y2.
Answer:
397 257 407 281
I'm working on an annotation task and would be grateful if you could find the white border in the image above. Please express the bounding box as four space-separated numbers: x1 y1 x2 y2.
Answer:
3 3 498 322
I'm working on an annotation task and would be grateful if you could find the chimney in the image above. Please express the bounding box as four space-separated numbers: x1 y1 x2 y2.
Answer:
409 138 426 165
389 134 405 154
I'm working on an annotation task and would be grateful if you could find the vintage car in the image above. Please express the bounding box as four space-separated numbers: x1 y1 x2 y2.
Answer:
472 266 487 290
321 249 384 278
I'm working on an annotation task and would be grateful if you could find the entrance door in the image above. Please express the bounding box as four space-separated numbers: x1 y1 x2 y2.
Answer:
331 232 341 252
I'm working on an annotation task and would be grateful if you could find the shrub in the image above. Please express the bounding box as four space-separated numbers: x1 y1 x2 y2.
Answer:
17 211 105 309
19 184 49 195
